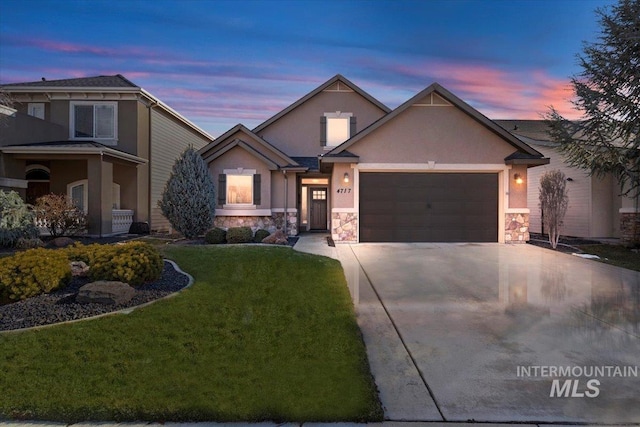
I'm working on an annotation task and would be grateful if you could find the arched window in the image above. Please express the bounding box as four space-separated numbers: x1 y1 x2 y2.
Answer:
67 180 88 213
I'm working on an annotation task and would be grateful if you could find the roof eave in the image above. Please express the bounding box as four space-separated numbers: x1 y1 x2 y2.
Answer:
505 158 550 166
0 146 148 164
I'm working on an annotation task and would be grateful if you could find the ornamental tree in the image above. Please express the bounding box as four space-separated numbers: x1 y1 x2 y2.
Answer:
539 170 569 250
158 146 216 239
545 0 640 241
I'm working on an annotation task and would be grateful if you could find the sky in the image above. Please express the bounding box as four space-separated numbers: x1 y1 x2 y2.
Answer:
0 0 615 137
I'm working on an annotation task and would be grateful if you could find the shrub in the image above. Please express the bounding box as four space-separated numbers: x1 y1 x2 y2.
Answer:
158 146 216 239
0 190 38 247
64 242 103 265
15 237 44 249
205 227 227 244
0 248 71 302
87 242 163 286
539 170 569 249
129 221 150 235
254 229 270 243
226 226 253 244
34 193 87 237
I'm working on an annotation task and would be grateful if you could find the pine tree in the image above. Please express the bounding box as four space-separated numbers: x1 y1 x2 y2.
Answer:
545 0 640 239
158 146 216 239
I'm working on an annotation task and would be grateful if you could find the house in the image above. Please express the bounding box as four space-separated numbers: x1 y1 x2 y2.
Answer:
0 75 213 236
495 120 636 240
200 75 549 243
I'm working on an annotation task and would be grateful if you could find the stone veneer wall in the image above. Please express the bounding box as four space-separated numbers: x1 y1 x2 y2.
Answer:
332 212 358 242
214 212 298 236
505 212 529 243
620 212 640 244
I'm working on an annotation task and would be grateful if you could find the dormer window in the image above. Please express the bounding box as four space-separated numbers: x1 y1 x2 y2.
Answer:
70 101 117 143
321 112 355 147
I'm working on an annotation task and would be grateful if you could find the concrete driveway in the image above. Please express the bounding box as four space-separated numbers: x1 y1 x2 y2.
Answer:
336 243 640 423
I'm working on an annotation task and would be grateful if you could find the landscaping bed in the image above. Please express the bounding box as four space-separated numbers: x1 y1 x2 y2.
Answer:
0 246 382 423
0 260 189 332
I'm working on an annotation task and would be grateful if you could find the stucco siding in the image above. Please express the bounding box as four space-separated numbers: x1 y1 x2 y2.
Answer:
150 108 209 232
349 106 516 164
257 90 387 157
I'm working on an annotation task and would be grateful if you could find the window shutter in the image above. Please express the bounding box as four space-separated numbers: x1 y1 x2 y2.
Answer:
350 116 357 137
253 174 261 205
320 116 327 146
218 174 226 205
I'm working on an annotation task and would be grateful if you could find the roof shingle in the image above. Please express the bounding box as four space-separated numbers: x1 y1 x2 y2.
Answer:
2 74 138 88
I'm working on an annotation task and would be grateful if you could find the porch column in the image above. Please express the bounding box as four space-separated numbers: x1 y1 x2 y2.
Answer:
87 157 113 236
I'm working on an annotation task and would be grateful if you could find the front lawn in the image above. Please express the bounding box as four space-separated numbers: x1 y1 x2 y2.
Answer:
0 246 382 423
576 244 640 272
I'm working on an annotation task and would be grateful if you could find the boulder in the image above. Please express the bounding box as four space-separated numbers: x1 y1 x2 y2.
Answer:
261 230 288 245
70 261 90 277
50 237 75 248
77 281 135 305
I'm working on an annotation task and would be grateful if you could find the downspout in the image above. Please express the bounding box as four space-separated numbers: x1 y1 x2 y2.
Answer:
282 169 288 235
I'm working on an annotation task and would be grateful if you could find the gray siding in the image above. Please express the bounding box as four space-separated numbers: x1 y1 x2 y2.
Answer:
527 145 621 238
150 108 210 232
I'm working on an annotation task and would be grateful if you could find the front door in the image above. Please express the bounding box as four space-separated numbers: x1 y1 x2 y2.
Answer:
310 188 328 230
26 181 50 205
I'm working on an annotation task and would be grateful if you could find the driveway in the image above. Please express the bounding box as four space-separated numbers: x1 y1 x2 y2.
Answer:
337 243 640 423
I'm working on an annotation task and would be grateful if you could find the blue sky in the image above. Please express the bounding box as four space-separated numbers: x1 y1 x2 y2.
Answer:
0 0 613 137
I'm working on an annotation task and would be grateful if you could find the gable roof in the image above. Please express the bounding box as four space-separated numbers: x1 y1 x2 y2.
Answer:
199 124 302 170
252 74 390 134
1 74 137 88
324 82 548 164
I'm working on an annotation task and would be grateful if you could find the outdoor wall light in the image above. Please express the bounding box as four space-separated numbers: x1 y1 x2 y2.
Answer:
514 173 524 185
343 172 350 183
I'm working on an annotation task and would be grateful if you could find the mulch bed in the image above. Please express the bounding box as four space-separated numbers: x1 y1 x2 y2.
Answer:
0 261 189 332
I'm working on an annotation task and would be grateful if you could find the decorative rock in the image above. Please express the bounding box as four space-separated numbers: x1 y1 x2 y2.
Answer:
70 261 90 277
77 281 135 305
50 237 75 248
261 230 288 245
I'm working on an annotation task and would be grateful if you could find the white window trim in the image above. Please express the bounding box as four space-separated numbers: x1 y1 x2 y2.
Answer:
223 168 256 209
324 111 352 148
27 103 45 120
67 179 88 213
69 101 118 145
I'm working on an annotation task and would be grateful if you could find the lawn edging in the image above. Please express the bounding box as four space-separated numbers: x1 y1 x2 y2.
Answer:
0 259 194 335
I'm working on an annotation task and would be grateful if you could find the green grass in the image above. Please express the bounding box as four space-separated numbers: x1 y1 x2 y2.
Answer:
576 244 640 272
0 246 382 423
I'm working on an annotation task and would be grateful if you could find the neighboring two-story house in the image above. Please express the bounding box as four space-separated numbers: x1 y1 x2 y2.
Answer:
0 75 213 236
200 74 549 243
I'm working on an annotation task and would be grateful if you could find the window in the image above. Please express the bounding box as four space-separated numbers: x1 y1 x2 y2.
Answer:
227 174 253 205
70 102 117 141
27 103 45 120
68 180 88 213
321 112 355 147
219 169 261 207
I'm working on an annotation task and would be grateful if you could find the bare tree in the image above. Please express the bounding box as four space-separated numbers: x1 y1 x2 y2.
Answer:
539 170 569 249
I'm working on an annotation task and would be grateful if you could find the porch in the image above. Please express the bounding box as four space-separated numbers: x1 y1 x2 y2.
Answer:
35 209 135 237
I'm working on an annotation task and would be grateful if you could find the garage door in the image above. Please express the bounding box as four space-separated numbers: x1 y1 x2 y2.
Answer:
359 173 498 242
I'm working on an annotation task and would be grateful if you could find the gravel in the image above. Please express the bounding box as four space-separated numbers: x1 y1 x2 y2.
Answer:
0 261 189 332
